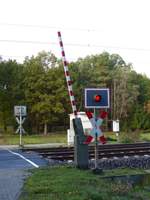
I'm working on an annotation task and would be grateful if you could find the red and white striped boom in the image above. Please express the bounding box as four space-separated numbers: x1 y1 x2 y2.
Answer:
57 31 77 117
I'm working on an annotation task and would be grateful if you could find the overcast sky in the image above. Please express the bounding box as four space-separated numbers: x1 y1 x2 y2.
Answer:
0 0 150 77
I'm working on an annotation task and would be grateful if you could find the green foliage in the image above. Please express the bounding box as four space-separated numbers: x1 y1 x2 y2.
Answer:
23 52 69 134
0 51 150 135
120 130 141 143
0 59 24 132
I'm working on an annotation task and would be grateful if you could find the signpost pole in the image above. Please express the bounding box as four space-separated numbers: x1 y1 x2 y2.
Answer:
94 108 98 169
19 111 22 146
84 88 110 173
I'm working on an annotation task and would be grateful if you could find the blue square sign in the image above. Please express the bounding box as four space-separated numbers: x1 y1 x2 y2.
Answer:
85 88 110 108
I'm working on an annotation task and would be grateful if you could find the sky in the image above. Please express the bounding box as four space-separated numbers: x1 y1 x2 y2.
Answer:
0 0 150 77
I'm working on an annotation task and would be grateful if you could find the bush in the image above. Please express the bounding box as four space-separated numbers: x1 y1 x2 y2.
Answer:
120 129 141 143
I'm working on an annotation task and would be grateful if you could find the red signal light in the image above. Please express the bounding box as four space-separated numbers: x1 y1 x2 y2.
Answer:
94 94 102 102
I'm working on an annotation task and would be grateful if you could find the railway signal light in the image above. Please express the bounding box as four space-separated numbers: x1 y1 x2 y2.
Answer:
85 88 110 108
94 94 102 102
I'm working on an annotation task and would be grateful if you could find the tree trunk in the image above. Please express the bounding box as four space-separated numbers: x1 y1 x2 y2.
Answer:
44 122 48 135
3 111 7 132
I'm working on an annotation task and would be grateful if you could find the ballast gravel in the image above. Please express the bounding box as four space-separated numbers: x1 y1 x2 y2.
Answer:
47 155 150 170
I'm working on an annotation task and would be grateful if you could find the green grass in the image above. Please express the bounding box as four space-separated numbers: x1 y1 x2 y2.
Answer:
105 132 118 143
1 131 150 146
106 131 150 143
140 132 150 141
0 133 67 145
20 166 150 200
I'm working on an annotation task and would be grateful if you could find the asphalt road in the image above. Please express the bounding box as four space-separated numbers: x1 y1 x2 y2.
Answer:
0 147 48 200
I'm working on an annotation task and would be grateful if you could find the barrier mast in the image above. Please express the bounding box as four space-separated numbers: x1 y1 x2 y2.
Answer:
57 31 77 117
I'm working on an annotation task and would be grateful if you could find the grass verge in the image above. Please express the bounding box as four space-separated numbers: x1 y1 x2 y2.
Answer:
1 131 150 145
0 133 67 145
20 166 150 200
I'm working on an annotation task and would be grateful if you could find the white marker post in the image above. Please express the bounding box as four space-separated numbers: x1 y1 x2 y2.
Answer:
14 106 26 146
113 120 120 142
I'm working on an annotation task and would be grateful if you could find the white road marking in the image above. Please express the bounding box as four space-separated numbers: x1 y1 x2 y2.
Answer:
7 149 39 168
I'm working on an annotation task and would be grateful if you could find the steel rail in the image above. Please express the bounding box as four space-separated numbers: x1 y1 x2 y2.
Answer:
22 142 150 161
22 142 150 152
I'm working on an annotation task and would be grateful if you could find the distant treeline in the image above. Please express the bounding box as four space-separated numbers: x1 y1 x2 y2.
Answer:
0 51 150 134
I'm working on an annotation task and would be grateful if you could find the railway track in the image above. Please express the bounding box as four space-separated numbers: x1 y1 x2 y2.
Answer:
22 142 150 161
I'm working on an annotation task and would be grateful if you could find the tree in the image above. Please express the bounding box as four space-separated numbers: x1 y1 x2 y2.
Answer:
0 59 24 132
23 52 68 134
112 66 139 120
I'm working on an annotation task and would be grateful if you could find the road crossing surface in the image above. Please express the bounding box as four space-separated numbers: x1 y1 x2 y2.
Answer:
0 147 48 200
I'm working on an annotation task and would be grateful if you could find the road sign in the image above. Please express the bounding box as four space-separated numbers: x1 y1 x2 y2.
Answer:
85 88 110 108
84 111 107 144
14 105 27 146
14 106 27 116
